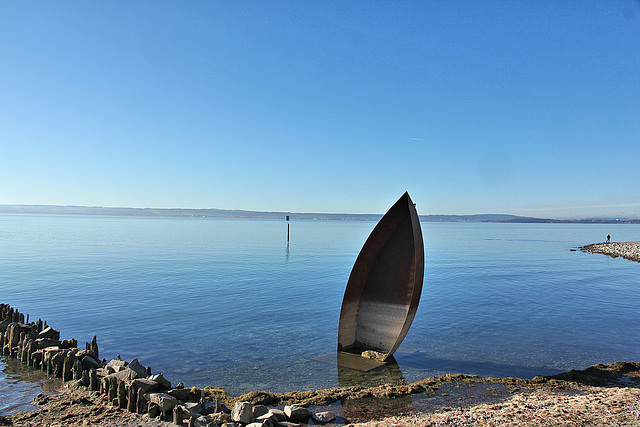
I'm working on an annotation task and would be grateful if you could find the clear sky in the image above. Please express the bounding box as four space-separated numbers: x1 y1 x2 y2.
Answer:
1 1 639 218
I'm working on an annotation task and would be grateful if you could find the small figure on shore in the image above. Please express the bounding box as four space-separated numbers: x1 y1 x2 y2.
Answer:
606 234 611 243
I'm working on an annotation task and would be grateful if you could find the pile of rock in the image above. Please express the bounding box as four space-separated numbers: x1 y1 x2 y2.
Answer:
0 304 338 426
580 241 640 262
174 401 336 427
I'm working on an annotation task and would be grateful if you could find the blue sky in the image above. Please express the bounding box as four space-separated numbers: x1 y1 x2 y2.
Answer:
1 1 639 218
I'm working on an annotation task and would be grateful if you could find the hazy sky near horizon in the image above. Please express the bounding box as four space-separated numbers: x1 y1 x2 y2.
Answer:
1 1 639 218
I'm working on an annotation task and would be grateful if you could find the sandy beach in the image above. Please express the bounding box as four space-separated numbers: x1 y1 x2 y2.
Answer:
580 241 640 262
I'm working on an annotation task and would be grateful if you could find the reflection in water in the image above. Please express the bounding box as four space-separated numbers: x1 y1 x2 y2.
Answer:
0 356 61 416
285 240 289 263
336 352 415 422
337 353 406 387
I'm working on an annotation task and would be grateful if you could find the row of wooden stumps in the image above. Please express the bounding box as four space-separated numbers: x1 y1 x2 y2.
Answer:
1 303 100 386
0 303 211 425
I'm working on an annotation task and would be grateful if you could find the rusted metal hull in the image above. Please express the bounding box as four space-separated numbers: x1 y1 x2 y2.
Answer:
337 192 424 361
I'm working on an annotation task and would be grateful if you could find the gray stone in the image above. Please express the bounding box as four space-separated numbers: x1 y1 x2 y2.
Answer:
232 401 254 423
145 392 178 412
184 401 203 415
194 415 213 426
130 378 159 394
255 413 279 427
38 326 60 340
127 357 148 378
149 373 171 389
81 355 100 369
168 388 191 401
106 367 140 382
209 412 232 423
106 359 127 370
60 338 77 349
253 405 269 418
96 367 111 377
311 411 337 423
35 338 60 349
277 422 301 427
284 405 311 422
266 409 287 422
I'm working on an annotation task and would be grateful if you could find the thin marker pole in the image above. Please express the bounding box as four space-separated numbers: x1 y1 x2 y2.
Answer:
286 215 290 242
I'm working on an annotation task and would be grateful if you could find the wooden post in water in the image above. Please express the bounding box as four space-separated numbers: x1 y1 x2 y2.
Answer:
286 215 290 242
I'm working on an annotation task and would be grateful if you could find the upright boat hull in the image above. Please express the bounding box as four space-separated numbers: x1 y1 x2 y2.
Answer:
338 192 424 361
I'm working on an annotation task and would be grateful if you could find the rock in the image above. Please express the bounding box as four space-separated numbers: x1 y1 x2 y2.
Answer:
217 401 231 414
184 401 203 415
127 357 148 378
205 400 231 414
277 422 302 427
284 405 311 422
194 415 214 426
312 411 337 423
167 388 191 401
232 401 254 423
81 355 100 369
96 367 110 377
361 350 386 361
106 359 127 370
253 404 269 418
255 412 279 427
38 326 60 340
35 338 61 349
105 367 140 382
149 373 171 389
209 412 232 423
266 408 287 422
145 392 178 412
130 378 159 394
60 338 77 349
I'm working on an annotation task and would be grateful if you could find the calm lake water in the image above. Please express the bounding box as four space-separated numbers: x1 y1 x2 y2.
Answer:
1 215 639 414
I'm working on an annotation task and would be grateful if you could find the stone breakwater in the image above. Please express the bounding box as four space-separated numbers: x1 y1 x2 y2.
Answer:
0 303 338 426
579 241 640 262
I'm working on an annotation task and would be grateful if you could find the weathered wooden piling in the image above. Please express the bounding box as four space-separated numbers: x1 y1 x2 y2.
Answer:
173 405 183 425
90 368 98 391
63 353 73 382
117 380 127 409
127 383 138 413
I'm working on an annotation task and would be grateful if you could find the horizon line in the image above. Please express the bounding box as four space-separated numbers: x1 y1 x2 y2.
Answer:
1 203 639 222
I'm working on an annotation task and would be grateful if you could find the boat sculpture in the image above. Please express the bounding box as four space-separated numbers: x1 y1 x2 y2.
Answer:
338 192 424 361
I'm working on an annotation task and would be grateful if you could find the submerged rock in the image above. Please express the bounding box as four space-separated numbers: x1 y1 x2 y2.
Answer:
361 350 386 361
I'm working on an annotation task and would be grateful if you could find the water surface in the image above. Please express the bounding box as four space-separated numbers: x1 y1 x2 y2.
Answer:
1 215 639 414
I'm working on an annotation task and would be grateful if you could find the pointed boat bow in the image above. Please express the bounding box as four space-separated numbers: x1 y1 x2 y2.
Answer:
338 192 424 361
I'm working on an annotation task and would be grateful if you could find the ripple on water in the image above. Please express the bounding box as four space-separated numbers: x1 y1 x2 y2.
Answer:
0 356 62 416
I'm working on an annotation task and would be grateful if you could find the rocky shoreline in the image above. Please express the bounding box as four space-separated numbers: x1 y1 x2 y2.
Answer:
579 241 640 262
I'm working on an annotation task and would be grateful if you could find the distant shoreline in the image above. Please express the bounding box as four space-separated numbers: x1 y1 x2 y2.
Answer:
1 204 639 224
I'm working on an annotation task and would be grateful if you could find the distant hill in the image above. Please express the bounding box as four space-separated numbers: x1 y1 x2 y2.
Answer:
0 204 638 224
